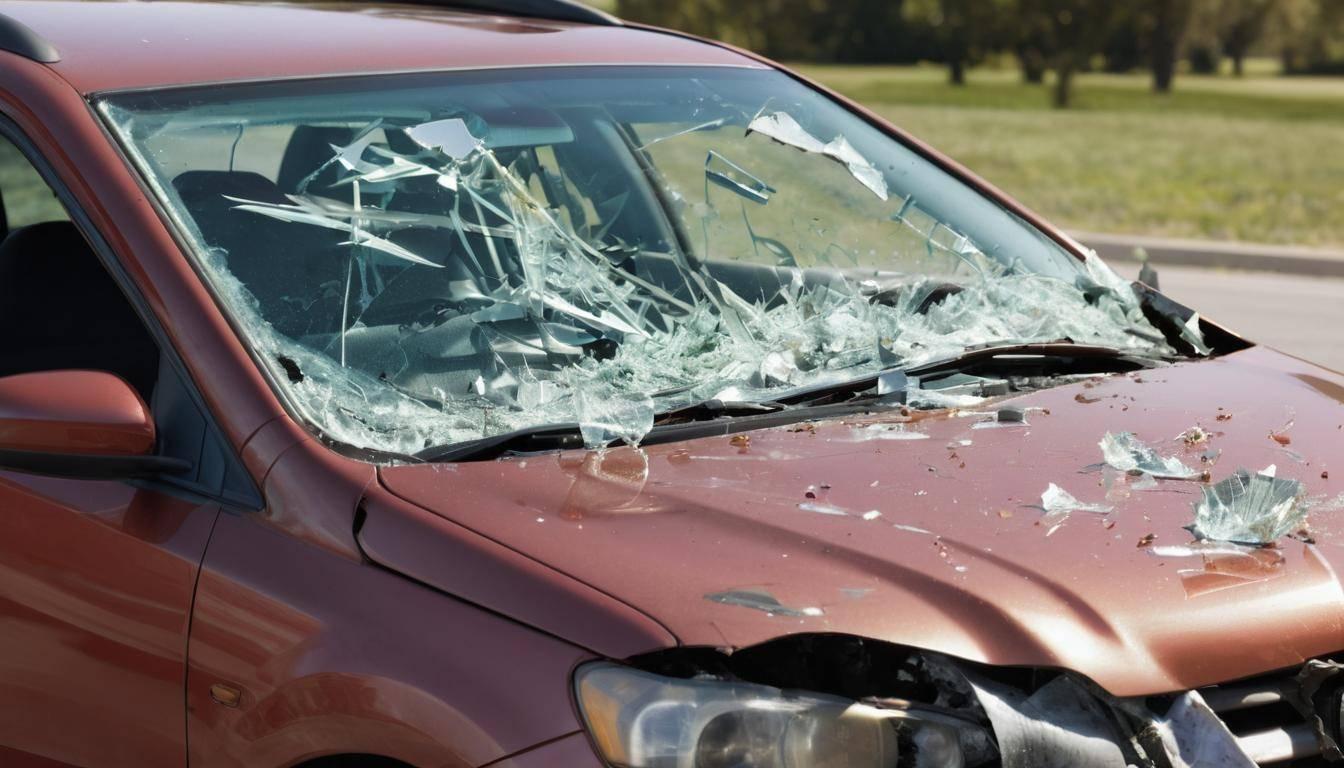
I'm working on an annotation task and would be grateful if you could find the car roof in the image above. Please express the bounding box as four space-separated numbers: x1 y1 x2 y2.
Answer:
0 0 763 94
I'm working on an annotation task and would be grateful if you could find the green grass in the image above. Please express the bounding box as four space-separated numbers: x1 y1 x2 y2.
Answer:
0 140 67 227
795 64 1344 247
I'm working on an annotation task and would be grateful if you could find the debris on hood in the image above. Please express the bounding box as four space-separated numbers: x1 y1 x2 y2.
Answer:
1180 313 1213 357
1190 468 1307 545
575 386 655 448
1039 483 1114 516
1176 425 1208 446
1269 412 1295 446
1099 431 1201 480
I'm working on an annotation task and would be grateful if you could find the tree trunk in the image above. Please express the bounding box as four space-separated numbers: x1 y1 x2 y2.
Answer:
949 58 966 85
1232 52 1245 77
1150 0 1189 93
1153 50 1177 92
1020 48 1046 83
1053 66 1074 108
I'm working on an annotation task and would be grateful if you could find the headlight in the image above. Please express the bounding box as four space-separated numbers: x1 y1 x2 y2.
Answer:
574 662 969 768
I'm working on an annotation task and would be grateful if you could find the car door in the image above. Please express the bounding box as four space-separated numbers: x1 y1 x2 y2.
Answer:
0 125 254 767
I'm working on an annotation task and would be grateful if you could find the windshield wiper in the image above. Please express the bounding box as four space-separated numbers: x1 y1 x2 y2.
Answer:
418 343 1164 462
416 423 588 462
772 341 1164 408
416 399 783 462
418 397 881 462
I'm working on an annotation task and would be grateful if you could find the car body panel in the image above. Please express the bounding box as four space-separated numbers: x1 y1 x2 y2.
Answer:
0 470 218 766
381 345 1344 697
184 507 595 768
0 0 762 95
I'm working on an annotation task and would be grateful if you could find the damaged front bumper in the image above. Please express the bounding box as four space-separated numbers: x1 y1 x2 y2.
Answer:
573 636 1344 767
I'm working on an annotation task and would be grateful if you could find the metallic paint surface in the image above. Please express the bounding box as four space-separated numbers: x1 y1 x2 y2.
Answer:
0 0 762 93
0 370 156 455
381 346 1344 698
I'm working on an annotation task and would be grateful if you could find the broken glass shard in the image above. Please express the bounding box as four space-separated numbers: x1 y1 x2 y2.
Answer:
575 387 655 449
404 117 483 159
636 117 727 150
747 110 889 200
1039 483 1113 516
1191 468 1307 545
104 71 1186 458
1181 313 1213 357
704 150 775 205
1099 431 1200 480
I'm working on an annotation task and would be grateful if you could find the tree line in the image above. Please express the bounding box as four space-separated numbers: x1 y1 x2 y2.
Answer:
613 0 1344 106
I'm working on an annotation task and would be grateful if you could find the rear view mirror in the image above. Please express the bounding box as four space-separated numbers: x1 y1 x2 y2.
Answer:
0 370 189 479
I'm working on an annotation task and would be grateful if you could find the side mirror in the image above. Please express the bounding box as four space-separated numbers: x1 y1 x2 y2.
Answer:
0 370 190 479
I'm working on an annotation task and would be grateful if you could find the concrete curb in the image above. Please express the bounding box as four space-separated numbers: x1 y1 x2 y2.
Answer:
1071 231 1344 278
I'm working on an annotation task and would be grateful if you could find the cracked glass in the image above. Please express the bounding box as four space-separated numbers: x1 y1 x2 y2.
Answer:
101 66 1173 458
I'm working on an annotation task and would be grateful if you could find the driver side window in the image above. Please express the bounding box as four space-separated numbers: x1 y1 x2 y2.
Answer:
0 132 158 401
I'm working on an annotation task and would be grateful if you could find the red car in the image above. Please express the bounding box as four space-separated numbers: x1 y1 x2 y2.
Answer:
0 1 1340 766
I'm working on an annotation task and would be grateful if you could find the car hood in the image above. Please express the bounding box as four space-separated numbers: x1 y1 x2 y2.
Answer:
378 346 1344 696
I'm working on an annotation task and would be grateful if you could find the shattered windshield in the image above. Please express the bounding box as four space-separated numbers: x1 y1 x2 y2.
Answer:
101 66 1175 457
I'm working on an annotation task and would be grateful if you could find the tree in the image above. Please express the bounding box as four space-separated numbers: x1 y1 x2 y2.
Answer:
1265 0 1344 74
614 0 910 64
1013 0 1125 107
1146 0 1196 92
1215 0 1279 75
904 0 1010 85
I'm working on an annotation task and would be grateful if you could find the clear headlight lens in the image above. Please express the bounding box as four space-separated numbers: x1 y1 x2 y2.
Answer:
574 662 968 768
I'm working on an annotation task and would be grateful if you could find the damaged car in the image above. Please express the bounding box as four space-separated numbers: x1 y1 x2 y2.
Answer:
0 0 1342 766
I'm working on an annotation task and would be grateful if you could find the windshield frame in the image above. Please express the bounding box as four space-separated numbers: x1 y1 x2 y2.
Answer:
93 63 1100 464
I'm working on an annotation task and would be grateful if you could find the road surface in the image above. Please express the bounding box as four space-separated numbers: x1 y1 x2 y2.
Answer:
1117 262 1344 372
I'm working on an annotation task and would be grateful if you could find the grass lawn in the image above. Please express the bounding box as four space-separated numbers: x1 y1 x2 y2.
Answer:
795 63 1344 248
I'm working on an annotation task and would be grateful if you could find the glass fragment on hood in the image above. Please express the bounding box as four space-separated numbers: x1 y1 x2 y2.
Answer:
1180 313 1213 357
1099 431 1200 480
576 387 655 448
1190 468 1307 545
1039 483 1114 516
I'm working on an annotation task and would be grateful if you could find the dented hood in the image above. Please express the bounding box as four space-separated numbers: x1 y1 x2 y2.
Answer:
378 347 1344 696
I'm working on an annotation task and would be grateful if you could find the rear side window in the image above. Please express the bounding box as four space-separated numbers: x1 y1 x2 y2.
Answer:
0 135 68 229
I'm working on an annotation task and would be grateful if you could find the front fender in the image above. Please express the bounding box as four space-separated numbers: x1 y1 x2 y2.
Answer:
186 510 593 768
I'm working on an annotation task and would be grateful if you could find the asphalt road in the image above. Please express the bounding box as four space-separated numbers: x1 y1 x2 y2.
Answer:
1118 262 1344 372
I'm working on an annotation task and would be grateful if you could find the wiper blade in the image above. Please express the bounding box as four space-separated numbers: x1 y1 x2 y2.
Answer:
418 343 1161 462
417 400 786 462
654 398 784 425
905 341 1163 378
415 422 587 462
773 341 1161 408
